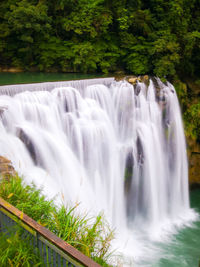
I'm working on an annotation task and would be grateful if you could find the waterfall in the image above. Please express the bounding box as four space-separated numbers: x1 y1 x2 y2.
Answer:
0 77 194 265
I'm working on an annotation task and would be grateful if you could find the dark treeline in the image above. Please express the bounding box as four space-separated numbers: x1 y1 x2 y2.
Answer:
0 0 200 79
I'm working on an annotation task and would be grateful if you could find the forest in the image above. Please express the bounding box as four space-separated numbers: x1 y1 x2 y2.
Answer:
0 0 200 150
0 0 200 80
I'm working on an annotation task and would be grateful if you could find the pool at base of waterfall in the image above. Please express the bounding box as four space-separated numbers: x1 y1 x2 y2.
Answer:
129 188 200 267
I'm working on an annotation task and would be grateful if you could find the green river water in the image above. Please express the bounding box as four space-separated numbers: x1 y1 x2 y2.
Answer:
154 188 200 267
0 72 199 267
0 72 106 85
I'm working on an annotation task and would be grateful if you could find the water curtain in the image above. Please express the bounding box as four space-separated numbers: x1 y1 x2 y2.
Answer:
0 77 190 262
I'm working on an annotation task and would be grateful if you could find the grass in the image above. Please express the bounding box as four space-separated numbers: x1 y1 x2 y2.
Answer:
0 226 43 267
0 174 114 266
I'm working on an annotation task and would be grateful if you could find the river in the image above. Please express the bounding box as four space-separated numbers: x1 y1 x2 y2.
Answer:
0 72 106 85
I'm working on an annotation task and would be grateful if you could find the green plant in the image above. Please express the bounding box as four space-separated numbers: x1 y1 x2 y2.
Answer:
1 0 200 78
0 175 114 266
184 103 200 142
0 226 43 267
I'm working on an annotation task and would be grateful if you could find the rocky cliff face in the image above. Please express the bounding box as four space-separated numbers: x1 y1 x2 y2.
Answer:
188 140 200 186
182 79 200 186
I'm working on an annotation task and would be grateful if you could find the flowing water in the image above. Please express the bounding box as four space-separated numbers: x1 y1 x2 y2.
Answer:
0 77 199 266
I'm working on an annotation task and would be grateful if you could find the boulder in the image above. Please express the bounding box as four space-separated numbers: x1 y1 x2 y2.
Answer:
17 128 37 164
128 77 137 84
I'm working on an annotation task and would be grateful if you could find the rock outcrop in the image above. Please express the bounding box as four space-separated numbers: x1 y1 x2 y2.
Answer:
0 156 16 178
126 75 149 85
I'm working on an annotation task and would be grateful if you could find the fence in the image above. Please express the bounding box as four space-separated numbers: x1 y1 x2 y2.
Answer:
0 197 101 267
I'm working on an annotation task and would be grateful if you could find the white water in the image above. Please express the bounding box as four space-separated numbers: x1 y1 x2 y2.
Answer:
0 78 196 265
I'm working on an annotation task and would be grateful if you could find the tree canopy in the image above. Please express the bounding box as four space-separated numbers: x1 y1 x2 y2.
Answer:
0 0 200 78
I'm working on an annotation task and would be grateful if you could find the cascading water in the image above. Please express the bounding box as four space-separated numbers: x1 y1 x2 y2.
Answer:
0 77 196 265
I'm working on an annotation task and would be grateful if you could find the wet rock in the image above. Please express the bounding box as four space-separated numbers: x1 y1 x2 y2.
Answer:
125 151 134 182
124 150 134 212
151 77 167 105
0 108 4 116
0 106 8 116
65 101 69 112
135 84 141 96
115 75 150 87
139 75 150 86
114 70 126 81
151 77 161 95
158 95 166 102
17 128 37 164
137 137 144 165
128 77 137 85
143 75 149 81
0 156 16 178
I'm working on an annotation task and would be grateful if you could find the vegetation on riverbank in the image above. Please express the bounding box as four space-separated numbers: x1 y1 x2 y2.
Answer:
173 78 200 185
0 227 44 267
0 175 114 266
174 79 200 143
0 0 199 80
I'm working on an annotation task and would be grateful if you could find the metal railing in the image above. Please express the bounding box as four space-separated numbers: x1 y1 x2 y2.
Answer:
0 197 101 267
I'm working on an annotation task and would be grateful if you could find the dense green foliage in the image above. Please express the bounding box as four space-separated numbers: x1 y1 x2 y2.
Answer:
184 102 200 142
0 0 200 78
174 79 200 143
0 175 114 266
